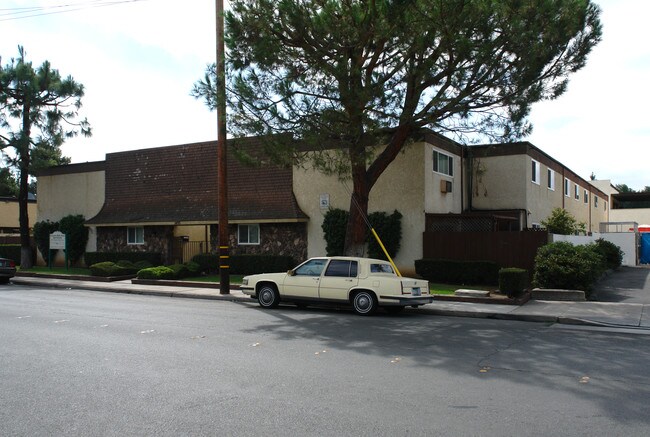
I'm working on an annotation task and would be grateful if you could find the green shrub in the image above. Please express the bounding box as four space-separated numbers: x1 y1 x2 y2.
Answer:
322 208 348 256
84 252 162 267
59 215 89 265
137 266 175 280
592 238 623 270
367 210 402 260
191 253 219 273
499 268 528 298
89 261 135 277
33 220 59 262
186 261 201 276
169 263 190 279
541 208 586 235
415 259 500 285
533 242 604 294
134 260 154 270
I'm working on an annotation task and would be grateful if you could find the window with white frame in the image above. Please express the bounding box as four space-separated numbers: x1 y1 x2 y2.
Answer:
432 150 454 177
531 159 540 184
127 227 144 245
574 184 580 200
564 178 570 197
547 169 555 190
238 224 260 245
584 190 589 204
594 196 599 208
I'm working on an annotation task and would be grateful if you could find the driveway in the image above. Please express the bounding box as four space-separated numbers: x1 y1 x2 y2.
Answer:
590 266 650 304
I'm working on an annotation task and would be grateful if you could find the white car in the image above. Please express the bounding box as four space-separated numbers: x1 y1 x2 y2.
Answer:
240 256 433 315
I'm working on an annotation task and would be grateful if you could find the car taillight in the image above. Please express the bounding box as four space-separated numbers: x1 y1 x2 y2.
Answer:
9 260 15 268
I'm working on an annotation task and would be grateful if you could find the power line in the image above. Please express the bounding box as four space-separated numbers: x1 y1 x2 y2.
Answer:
0 0 151 22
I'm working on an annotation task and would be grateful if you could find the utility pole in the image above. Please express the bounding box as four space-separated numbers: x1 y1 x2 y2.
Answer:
216 0 229 294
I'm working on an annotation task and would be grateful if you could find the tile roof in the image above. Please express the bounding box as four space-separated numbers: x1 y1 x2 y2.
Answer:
86 137 308 225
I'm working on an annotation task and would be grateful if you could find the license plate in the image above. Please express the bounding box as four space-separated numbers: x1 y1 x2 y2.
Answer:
412 287 421 297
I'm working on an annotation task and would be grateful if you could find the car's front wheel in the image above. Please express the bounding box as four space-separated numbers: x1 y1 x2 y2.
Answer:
352 290 377 316
257 284 280 309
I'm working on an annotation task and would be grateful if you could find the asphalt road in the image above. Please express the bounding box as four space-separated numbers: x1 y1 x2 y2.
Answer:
2 284 650 436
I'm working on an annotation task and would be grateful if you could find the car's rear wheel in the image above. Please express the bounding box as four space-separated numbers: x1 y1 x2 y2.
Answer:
352 290 377 316
258 284 280 308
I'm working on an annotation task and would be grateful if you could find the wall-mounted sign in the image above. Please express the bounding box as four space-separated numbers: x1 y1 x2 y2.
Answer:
319 194 330 209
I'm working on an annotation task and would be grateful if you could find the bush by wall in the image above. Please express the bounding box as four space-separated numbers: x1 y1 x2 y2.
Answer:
367 210 402 260
415 259 500 285
84 252 162 267
191 253 296 275
592 238 623 271
322 208 403 259
532 242 604 294
499 268 528 298
321 208 348 256
59 215 89 265
33 220 59 262
137 266 175 280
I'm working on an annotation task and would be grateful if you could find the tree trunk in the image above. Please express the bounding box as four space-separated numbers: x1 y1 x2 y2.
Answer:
344 154 370 256
19 104 33 268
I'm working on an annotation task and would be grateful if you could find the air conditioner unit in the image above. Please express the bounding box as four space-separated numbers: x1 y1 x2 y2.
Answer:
440 180 452 193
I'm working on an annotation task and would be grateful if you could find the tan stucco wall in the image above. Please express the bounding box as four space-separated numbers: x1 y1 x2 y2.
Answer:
0 200 37 230
174 225 211 242
36 170 105 255
610 209 650 227
424 143 463 214
470 155 527 211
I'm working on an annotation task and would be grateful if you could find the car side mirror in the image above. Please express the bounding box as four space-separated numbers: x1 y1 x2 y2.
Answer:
287 269 295 276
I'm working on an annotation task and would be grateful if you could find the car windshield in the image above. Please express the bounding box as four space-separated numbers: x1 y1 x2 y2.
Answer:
370 263 394 274
294 259 327 276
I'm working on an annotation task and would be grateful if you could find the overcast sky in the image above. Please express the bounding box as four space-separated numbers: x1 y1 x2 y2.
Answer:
1 0 648 190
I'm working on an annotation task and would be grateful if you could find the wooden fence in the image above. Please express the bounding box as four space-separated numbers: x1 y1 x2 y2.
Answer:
422 231 549 275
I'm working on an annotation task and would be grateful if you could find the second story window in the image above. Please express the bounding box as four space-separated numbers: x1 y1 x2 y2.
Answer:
547 169 555 190
531 159 540 184
574 185 580 201
433 150 454 177
564 178 570 197
595 196 599 208
584 190 589 204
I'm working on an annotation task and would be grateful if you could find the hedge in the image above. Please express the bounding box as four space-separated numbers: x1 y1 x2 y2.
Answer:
532 242 604 294
499 268 528 298
191 253 296 275
84 252 162 267
415 259 500 285
137 266 175 280
90 262 137 277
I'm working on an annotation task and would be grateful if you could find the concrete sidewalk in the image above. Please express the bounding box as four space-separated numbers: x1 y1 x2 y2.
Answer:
10 275 650 329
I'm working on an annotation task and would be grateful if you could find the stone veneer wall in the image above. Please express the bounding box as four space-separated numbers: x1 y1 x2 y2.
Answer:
97 226 175 263
210 223 307 263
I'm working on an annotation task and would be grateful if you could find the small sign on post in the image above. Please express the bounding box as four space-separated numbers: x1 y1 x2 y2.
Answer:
49 231 68 269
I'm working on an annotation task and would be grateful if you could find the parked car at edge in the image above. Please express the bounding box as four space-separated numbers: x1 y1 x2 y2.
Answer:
0 257 16 284
240 256 432 315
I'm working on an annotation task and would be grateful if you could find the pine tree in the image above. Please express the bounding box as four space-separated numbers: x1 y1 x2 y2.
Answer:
0 46 91 267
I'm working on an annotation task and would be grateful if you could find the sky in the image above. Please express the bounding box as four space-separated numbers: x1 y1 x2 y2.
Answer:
1 0 648 190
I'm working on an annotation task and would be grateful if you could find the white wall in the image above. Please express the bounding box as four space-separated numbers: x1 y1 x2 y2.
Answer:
551 233 637 266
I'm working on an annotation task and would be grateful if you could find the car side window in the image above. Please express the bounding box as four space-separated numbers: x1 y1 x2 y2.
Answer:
294 259 327 276
324 260 358 278
370 263 394 274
